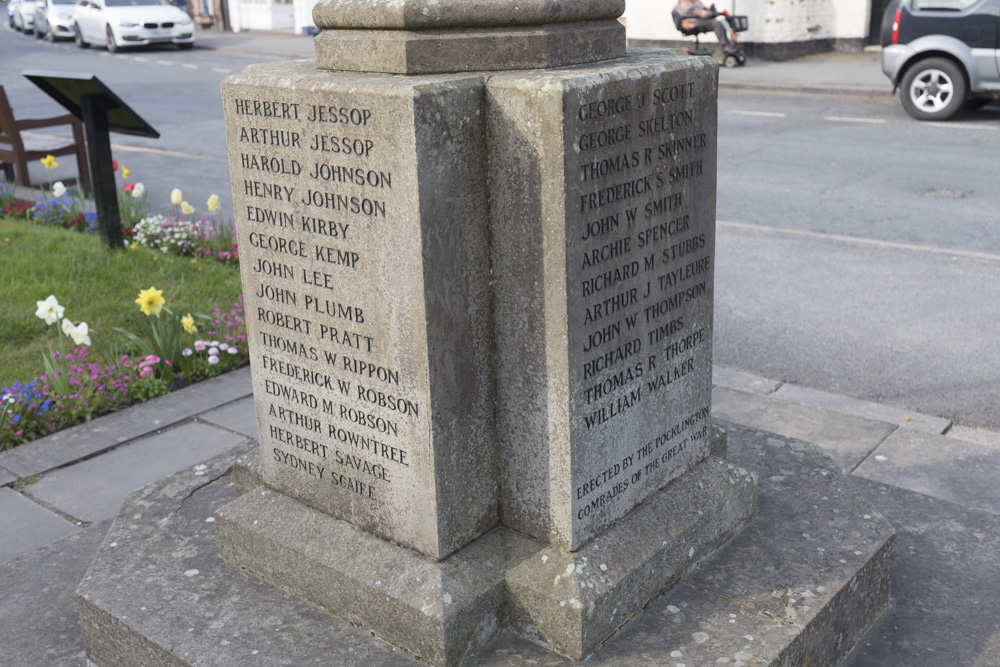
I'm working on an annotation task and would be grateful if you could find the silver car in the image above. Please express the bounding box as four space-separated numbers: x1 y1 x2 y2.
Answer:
881 0 1000 120
10 0 36 31
34 0 77 40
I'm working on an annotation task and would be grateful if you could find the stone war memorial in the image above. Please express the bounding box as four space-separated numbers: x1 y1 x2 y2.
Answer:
77 1 896 665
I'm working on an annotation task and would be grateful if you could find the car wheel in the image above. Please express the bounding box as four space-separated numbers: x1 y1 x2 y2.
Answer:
74 24 89 48
105 24 118 52
900 57 967 121
35 24 45 39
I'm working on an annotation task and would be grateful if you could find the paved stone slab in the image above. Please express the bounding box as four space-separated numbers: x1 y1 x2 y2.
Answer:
0 468 14 487
712 364 782 395
0 487 80 564
772 382 950 435
199 397 258 439
0 367 252 478
712 386 896 472
854 429 1000 515
0 519 110 666
25 421 247 523
845 477 1000 666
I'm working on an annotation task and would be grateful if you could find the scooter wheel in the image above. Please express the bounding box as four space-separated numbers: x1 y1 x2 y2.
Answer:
724 54 739 68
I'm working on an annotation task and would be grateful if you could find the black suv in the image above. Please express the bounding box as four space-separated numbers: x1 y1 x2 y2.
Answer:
881 0 1000 120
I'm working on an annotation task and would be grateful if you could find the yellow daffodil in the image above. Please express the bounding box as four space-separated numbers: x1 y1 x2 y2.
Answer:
181 314 197 335
135 287 165 317
181 201 195 215
207 194 220 211
122 166 130 180
130 241 137 249
40 155 58 169
170 189 183 205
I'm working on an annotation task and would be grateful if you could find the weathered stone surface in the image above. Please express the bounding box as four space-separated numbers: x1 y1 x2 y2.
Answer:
313 0 625 30
713 386 896 472
488 51 719 550
199 396 258 438
223 61 495 560
25 421 246 522
771 382 951 435
505 457 756 660
78 425 891 667
220 454 754 665
0 487 80 564
854 428 1000 514
314 21 626 75
217 489 536 667
713 364 783 395
0 519 110 666
0 367 252 478
845 477 1000 667
0 468 14 487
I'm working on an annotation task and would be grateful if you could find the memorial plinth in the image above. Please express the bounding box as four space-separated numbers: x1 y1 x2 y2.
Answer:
76 0 894 665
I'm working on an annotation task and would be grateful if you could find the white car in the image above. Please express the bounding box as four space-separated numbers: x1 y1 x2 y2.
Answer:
11 0 37 32
72 0 194 52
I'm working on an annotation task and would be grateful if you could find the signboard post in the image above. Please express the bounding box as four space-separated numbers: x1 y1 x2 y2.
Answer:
23 71 159 251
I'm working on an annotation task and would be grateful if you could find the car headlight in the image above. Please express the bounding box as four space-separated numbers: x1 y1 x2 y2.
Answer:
118 20 138 26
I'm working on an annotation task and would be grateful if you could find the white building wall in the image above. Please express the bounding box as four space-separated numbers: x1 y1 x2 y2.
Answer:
623 0 869 45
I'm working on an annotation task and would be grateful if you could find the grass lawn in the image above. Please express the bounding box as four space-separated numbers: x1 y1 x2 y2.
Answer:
0 217 244 387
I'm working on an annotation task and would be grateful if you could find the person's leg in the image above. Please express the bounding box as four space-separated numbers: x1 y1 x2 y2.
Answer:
700 18 736 50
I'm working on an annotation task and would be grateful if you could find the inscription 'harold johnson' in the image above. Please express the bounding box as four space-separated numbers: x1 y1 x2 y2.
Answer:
570 78 713 441
231 93 423 510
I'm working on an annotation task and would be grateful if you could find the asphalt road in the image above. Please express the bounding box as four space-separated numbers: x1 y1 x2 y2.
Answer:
715 92 1000 427
4 25 1000 427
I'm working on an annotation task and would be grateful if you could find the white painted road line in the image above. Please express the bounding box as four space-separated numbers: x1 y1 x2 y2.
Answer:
211 67 231 73
825 116 887 124
133 56 149 62
156 60 174 66
731 110 787 118
928 122 997 131
109 143 227 162
182 64 198 69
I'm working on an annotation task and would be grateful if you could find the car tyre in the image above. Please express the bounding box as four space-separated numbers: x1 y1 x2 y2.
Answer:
46 24 57 41
35 23 45 38
74 23 89 48
900 57 967 121
105 24 118 52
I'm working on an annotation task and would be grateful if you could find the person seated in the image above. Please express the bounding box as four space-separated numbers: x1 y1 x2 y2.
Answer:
675 0 740 54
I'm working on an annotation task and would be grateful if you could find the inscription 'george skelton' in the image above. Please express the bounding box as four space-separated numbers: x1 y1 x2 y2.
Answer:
231 93 421 514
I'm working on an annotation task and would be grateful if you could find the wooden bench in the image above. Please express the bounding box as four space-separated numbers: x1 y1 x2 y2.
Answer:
0 85 92 196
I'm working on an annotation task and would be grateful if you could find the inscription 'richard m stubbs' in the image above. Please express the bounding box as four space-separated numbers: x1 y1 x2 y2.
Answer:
231 92 430 513
568 75 714 527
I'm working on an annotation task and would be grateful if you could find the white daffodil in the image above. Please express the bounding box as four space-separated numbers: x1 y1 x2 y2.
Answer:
171 188 183 205
132 182 145 199
69 322 91 346
35 295 65 325
52 181 67 197
61 317 75 336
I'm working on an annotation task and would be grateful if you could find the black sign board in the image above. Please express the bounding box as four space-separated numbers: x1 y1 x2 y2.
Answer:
23 71 159 250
